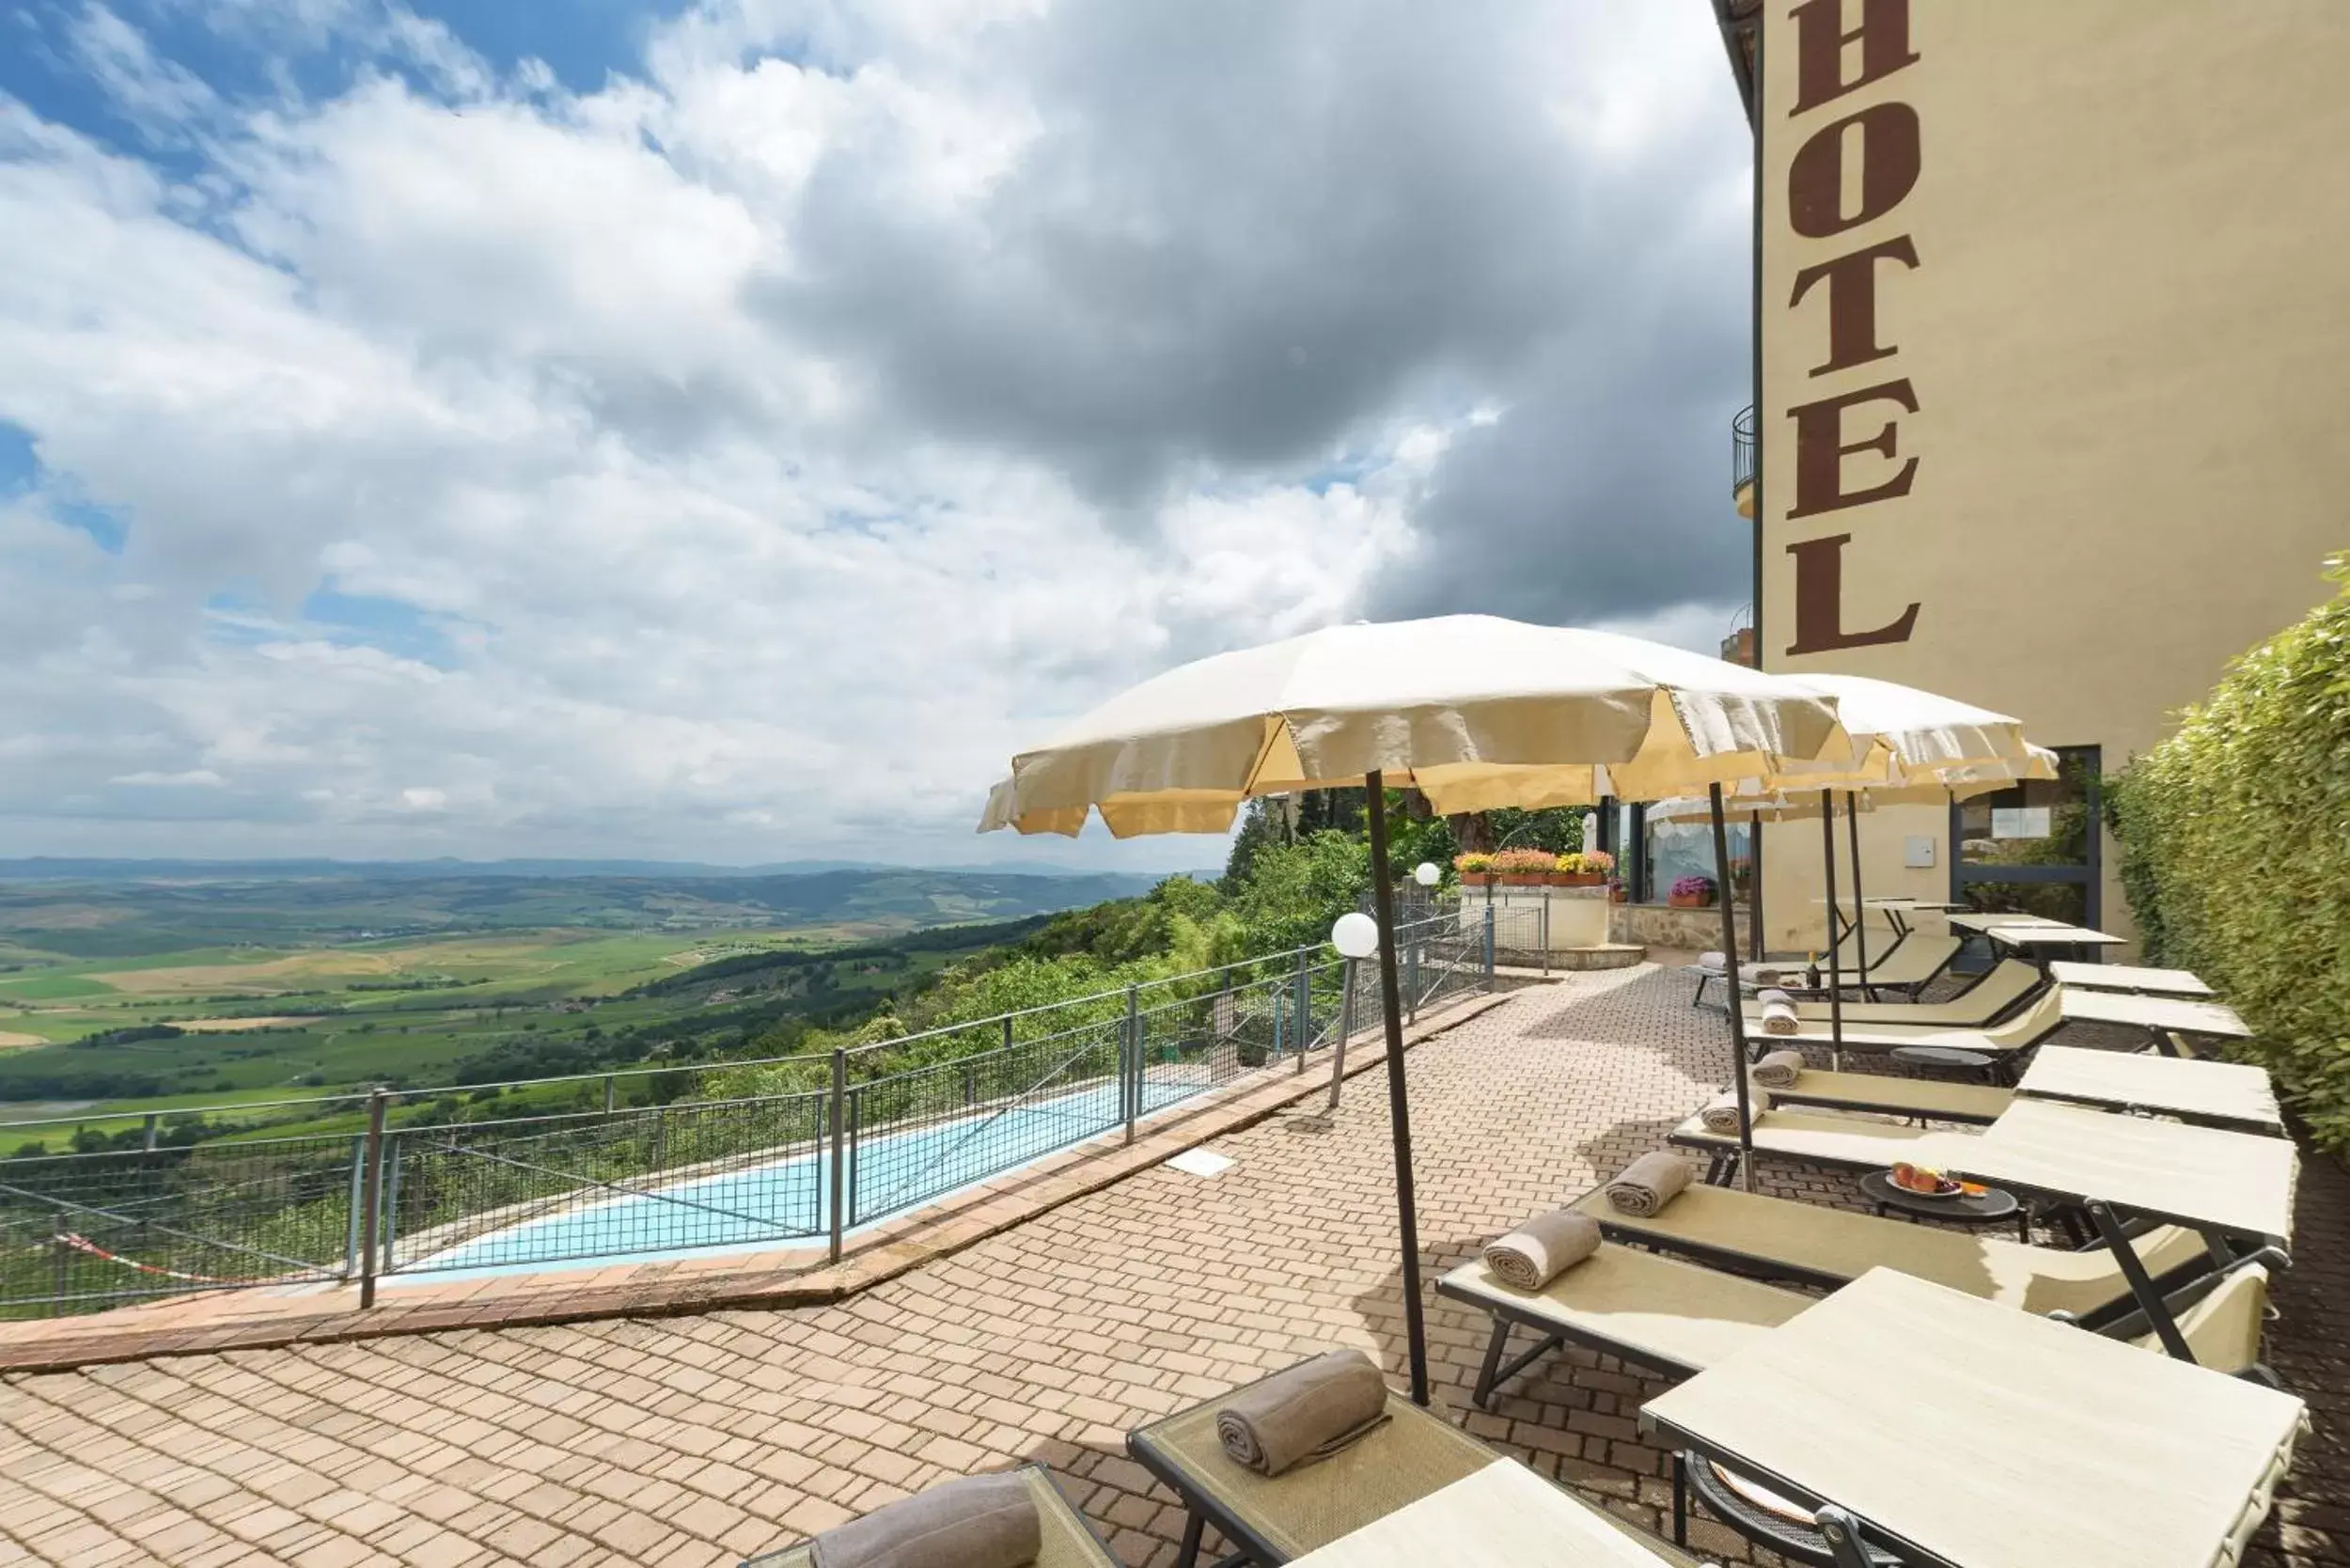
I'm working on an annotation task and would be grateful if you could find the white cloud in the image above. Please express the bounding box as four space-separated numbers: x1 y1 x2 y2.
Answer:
106 769 226 788
0 1 1747 865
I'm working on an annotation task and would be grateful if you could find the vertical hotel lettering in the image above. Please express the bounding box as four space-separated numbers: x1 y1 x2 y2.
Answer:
1780 0 1924 654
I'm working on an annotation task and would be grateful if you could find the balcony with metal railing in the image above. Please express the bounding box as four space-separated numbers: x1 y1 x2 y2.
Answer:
1731 403 1756 518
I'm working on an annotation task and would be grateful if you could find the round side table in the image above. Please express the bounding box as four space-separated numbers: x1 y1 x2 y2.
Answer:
1858 1169 2029 1242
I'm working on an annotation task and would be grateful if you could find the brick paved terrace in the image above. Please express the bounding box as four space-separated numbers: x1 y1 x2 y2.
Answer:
2 961 2343 1568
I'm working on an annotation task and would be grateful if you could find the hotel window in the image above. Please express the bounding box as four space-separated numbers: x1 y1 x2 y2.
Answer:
1641 812 1750 906
1950 745 2101 926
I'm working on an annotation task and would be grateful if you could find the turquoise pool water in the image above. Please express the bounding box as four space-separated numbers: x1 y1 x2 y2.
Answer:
399 1073 1211 1281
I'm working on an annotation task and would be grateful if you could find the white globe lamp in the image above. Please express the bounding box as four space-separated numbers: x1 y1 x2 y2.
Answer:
1330 911 1379 960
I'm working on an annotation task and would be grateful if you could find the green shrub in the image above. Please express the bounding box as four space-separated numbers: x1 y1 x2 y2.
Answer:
2106 554 2350 1149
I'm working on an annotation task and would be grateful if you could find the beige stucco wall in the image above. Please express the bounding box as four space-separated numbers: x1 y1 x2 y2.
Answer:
1751 0 2350 952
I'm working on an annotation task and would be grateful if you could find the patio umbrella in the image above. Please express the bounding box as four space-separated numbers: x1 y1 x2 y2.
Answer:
1750 679 2044 1059
980 615 1846 1403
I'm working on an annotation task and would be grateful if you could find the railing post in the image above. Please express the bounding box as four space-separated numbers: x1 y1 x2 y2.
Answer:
52 1232 69 1307
1002 1015 1014 1053
1124 984 1141 1143
828 1048 847 1263
650 1108 667 1170
380 1140 403 1274
1294 949 1311 1068
603 1076 616 1116
964 1060 978 1107
1483 905 1496 988
1271 984 1285 1063
846 1089 862 1231
1407 940 1421 1025
141 1113 159 1152
342 1134 366 1278
1540 895 1551 976
357 1089 386 1309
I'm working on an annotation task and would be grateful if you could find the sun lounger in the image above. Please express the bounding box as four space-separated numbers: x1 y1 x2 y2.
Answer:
1787 958 2042 1027
1738 985 2065 1071
1643 1269 2306 1568
1564 1181 2211 1325
1438 1242 2278 1410
741 1465 1117 1568
1125 1364 1709 1568
2015 1043 2282 1134
1812 933 1961 999
1685 925 1898 1004
1668 1106 1946 1182
1756 1069 2015 1124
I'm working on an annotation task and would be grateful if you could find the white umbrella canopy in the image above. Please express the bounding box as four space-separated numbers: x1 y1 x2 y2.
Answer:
1762 672 2036 792
980 616 1851 837
978 616 1847 1406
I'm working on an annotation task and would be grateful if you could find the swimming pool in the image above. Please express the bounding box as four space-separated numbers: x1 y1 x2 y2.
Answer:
396 1071 1213 1281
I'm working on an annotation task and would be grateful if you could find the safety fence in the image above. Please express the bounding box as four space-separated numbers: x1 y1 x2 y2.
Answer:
0 909 1500 1318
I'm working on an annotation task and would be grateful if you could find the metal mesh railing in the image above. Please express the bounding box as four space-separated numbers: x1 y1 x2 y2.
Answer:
0 910 1496 1315
0 1134 361 1316
382 1091 832 1276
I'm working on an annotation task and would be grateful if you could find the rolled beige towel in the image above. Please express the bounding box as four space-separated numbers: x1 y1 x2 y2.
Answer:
1215 1350 1390 1477
1699 1094 1746 1136
811 1472 1040 1568
1759 997 1799 1036
1751 1049 1805 1089
1605 1152 1693 1217
1754 986 1794 1009
1698 949 1727 970
1481 1209 1601 1291
1749 964 1787 985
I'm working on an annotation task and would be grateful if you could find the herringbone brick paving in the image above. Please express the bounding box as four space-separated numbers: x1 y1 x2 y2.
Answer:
0 963 2341 1567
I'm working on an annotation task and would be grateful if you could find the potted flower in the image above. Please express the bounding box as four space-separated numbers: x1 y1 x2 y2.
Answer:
1668 874 1717 909
1492 847 1557 886
1607 876 1627 904
1552 851 1606 887
1453 852 1495 886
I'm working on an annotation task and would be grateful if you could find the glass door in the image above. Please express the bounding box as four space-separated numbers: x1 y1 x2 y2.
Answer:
1949 745 2101 926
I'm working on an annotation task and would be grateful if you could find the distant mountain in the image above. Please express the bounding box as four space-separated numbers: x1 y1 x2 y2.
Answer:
0 856 1200 883
0 865 1172 958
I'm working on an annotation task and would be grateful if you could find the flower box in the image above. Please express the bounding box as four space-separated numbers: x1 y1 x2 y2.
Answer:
1459 870 1494 886
1667 889 1714 908
1552 872 1606 887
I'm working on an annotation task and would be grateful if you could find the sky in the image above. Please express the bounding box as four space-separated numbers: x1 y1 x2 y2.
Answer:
0 0 1755 870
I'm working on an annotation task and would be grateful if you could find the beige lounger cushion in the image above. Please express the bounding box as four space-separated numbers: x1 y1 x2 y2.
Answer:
1771 1069 2015 1121
2138 1265 2271 1380
1792 960 2040 1026
1570 1182 2211 1325
1440 1247 1810 1377
1671 1107 1944 1170
1757 986 2060 1054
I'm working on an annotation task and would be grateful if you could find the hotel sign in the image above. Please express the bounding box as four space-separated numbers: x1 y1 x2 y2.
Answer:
1776 0 1924 655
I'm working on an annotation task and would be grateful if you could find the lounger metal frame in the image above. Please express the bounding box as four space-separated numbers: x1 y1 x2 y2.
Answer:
1125 1368 1704 1568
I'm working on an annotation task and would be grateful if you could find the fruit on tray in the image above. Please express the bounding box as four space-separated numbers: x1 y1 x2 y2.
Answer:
1888 1160 1959 1196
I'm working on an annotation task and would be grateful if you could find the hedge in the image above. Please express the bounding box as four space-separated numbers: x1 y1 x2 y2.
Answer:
2105 553 2350 1150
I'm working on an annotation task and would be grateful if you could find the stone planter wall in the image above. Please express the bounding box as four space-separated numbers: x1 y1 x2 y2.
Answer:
1611 901 1751 953
1454 886 1613 951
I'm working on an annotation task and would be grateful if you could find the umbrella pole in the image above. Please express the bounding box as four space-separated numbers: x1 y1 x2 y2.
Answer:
1747 808 1764 963
1820 789 1843 1071
1363 771 1430 1405
1707 785 1757 1192
1845 790 1869 993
